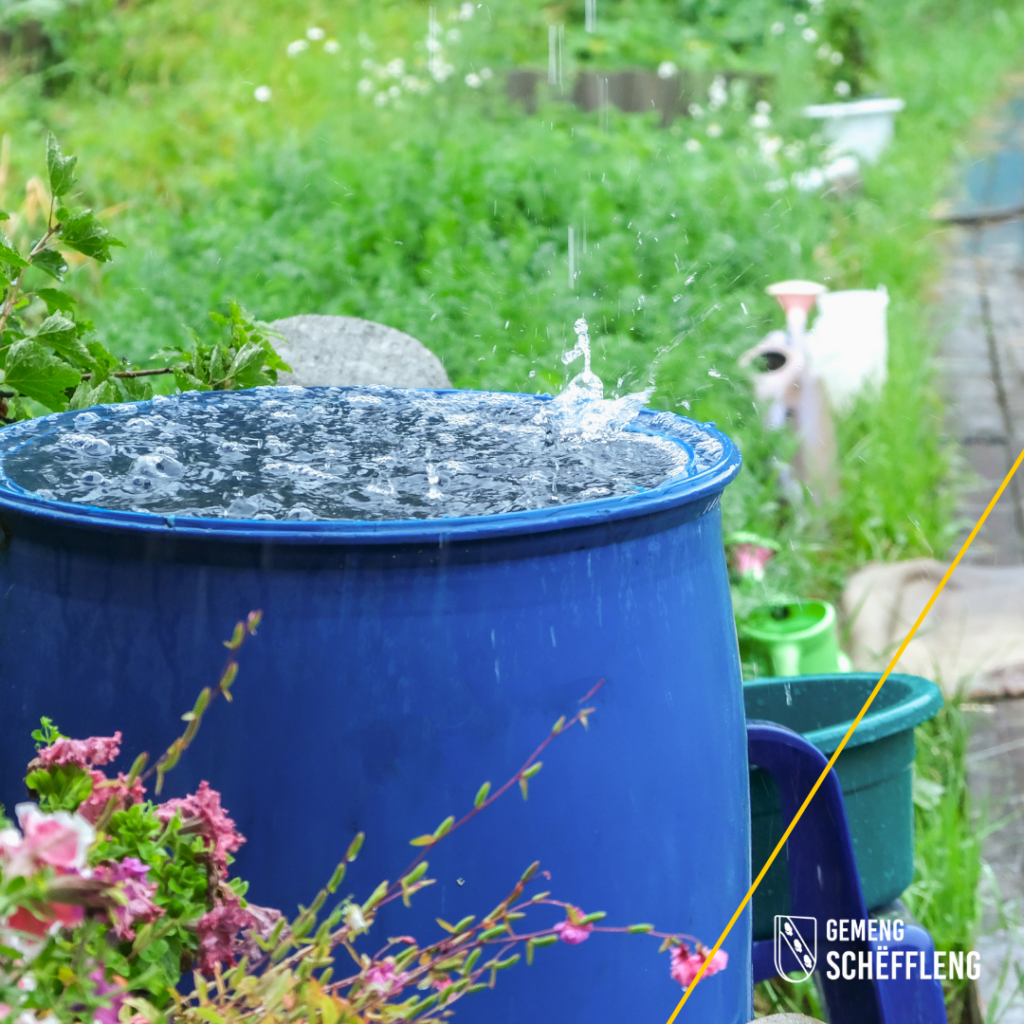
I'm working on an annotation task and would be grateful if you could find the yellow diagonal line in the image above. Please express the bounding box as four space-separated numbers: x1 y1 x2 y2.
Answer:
665 444 1024 1024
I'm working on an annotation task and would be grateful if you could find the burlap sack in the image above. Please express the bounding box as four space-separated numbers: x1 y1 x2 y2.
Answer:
843 558 1024 696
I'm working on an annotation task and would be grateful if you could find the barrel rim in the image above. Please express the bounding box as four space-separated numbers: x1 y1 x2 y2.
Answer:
0 386 742 545
743 672 944 752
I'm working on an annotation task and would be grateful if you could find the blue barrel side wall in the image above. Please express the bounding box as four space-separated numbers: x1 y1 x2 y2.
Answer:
0 502 750 1024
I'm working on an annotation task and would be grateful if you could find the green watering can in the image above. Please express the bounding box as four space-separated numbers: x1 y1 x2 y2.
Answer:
739 600 852 677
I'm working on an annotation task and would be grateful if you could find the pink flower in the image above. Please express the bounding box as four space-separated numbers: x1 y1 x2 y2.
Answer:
77 771 146 826
669 944 728 988
157 782 245 878
233 901 285 964
363 959 409 999
432 975 453 992
92 858 162 941
732 544 775 580
0 804 94 877
195 892 255 975
553 920 593 945
38 734 122 770
6 902 83 937
88 969 124 1024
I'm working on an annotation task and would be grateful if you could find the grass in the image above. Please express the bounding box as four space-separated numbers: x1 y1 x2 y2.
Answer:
906 696 986 1021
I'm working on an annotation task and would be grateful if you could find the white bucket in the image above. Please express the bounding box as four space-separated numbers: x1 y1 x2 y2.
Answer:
805 286 889 412
803 97 905 163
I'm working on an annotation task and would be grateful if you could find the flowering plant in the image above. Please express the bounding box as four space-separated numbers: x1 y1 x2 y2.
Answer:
0 615 726 1024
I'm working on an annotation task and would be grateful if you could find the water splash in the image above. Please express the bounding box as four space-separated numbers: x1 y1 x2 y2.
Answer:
551 317 654 438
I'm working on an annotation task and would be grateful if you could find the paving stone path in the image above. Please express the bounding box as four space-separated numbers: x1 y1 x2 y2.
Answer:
937 82 1024 1021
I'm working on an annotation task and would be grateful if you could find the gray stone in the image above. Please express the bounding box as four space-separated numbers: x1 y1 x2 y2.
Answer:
269 315 451 390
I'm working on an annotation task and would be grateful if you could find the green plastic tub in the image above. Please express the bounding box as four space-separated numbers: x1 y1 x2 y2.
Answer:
745 673 944 942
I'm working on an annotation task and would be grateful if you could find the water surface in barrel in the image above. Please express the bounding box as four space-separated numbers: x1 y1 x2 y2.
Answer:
2 387 693 521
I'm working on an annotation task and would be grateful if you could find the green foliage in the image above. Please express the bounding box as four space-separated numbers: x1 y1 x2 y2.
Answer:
25 763 94 814
91 802 210 998
158 302 291 393
819 0 877 98
904 697 983 1019
0 135 288 421
31 715 67 750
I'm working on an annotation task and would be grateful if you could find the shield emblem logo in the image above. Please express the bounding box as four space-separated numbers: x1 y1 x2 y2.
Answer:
774 915 817 981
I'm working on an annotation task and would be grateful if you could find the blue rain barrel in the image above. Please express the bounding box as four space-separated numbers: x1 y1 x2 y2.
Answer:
0 388 749 1024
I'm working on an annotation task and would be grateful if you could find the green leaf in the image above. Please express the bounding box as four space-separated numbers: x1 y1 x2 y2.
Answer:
224 340 273 389
58 210 123 263
474 781 490 809
627 923 654 933
3 339 81 409
172 368 209 393
34 313 92 368
0 233 28 269
29 248 69 281
522 761 543 780
401 861 429 886
46 133 78 198
68 377 121 411
409 834 434 847
345 831 365 862
35 288 77 315
432 815 455 840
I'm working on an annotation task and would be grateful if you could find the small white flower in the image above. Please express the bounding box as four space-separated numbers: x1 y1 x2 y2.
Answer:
688 102 704 118
431 60 455 82
388 84 401 97
374 91 389 106
708 74 727 110
784 140 806 159
770 21 785 34
765 178 788 193
792 167 825 192
358 31 373 50
361 58 377 71
459 1 475 19
480 67 493 80
685 138 702 152
657 60 678 80
794 12 808 25
706 122 723 138
286 39 309 56
756 100 771 115
465 72 481 88
324 40 340 53
253 85 272 102
426 37 442 53
750 112 771 129
345 903 369 932
403 75 426 93
834 80 851 97
817 43 832 58
830 51 844 65
802 27 818 42
357 78 374 96
386 58 405 77
307 26 325 40
17 975 36 992
759 134 783 158
446 28 462 42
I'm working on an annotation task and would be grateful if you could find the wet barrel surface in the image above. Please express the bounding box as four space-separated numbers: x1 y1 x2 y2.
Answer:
0 387 750 1024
